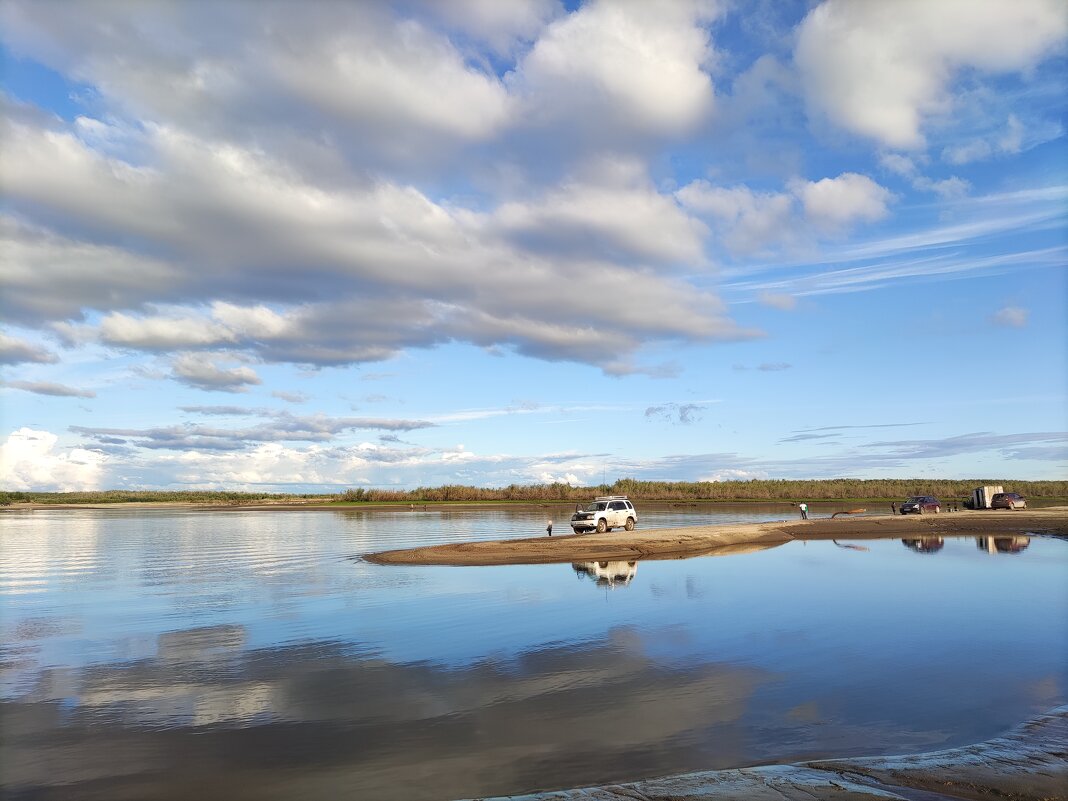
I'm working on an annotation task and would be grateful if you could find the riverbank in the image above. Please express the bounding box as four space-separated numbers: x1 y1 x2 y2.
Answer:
467 704 1067 801
367 507 1068 565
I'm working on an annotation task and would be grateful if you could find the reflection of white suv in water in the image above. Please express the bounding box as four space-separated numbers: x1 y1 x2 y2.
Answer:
571 496 638 533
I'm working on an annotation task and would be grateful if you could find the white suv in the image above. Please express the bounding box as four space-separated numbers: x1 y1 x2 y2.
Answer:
570 496 638 534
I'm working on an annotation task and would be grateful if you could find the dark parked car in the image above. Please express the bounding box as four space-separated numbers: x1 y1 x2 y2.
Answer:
900 496 940 514
991 492 1026 510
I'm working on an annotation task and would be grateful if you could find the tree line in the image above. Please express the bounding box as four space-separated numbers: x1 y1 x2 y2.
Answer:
4 478 1064 505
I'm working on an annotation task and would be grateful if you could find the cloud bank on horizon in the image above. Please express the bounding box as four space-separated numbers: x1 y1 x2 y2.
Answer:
1 0 1065 491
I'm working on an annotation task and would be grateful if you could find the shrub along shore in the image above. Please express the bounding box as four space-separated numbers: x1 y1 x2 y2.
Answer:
2 478 1066 507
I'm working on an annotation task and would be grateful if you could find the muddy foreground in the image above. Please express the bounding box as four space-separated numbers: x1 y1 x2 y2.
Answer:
366 507 1067 566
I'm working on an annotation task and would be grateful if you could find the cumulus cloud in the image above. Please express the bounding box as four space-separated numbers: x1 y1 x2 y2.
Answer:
796 0 1068 149
0 217 180 326
678 172 893 253
0 428 106 490
171 353 262 393
491 160 707 265
990 305 1029 328
512 0 719 138
418 0 561 52
676 181 798 255
793 173 894 232
1 114 755 372
2 380 96 398
878 153 971 198
0 330 57 365
0 2 515 167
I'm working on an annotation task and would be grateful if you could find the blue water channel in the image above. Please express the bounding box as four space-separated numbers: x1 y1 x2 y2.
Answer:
1 507 1065 800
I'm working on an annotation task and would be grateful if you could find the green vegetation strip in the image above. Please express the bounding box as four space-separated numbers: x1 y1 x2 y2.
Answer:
3 478 1066 506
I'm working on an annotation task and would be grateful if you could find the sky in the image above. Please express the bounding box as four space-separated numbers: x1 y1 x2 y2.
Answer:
0 0 1065 492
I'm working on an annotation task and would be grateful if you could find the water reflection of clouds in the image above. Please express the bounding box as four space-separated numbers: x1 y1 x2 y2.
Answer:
5 626 769 800
0 513 102 595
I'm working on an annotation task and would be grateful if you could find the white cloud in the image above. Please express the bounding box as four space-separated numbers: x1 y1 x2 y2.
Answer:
269 16 513 146
912 176 971 199
0 331 57 365
101 311 237 350
676 181 798 255
2 380 95 398
491 162 708 265
678 172 892 253
0 428 106 491
943 114 1029 164
171 353 262 393
794 173 893 232
2 114 758 372
0 216 179 325
417 0 561 52
513 0 719 137
991 305 1029 328
796 0 1067 148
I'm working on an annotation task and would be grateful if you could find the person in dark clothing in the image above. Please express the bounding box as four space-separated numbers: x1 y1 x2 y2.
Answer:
891 502 897 514
546 520 553 537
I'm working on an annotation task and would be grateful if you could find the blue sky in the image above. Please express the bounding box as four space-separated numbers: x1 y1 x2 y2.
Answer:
1 0 1065 491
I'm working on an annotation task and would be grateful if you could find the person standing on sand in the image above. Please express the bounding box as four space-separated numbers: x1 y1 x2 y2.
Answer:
546 520 553 537
799 502 808 520
891 502 897 514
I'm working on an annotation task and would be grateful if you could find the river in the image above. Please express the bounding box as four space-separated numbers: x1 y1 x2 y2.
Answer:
1 507 1065 800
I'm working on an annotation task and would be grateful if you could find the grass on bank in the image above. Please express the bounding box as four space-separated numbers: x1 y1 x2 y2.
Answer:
3 478 1066 507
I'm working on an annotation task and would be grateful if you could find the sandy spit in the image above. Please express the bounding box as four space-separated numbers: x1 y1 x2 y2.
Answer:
366 507 1068 566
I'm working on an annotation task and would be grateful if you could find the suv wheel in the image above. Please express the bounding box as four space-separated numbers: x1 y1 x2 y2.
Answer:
625 517 635 531
596 518 607 534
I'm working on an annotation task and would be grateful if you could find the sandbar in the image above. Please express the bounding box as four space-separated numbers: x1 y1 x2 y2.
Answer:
367 507 1068 566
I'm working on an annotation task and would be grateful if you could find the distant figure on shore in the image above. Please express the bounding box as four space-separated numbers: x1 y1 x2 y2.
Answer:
546 520 553 537
891 502 897 514
798 502 808 520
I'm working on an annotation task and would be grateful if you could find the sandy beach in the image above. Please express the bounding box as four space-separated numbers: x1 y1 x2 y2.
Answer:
367 507 1068 565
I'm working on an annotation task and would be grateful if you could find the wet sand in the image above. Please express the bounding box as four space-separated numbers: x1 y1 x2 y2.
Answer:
367 507 1068 565
468 705 1068 801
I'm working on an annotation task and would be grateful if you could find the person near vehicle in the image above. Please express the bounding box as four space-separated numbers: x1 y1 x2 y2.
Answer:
799 502 808 520
546 520 553 537
891 502 897 514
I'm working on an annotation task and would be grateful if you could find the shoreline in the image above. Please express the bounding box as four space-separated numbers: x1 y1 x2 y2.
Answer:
467 704 1067 801
367 507 1068 565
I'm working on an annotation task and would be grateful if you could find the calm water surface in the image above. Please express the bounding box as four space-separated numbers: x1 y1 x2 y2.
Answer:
1 507 1065 800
